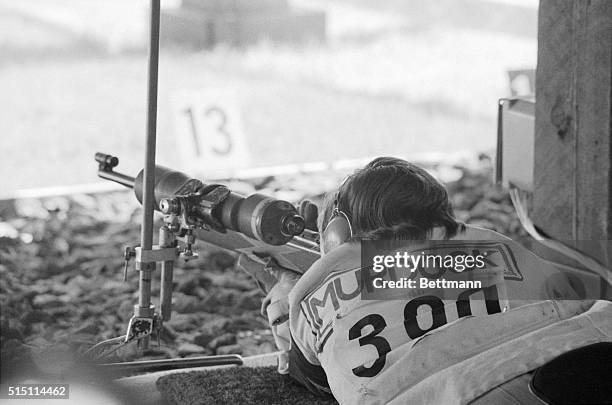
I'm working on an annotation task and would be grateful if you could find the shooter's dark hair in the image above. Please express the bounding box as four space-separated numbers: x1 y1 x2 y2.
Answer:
321 157 464 240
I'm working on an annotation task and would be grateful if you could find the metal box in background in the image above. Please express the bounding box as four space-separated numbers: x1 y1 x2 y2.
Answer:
496 98 535 192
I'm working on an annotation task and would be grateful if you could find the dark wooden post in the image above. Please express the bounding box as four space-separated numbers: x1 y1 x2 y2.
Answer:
534 0 612 265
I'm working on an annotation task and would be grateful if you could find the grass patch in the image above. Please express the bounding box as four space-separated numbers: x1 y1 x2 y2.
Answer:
157 366 338 405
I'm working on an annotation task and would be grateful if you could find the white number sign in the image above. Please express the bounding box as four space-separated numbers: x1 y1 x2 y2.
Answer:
171 89 250 177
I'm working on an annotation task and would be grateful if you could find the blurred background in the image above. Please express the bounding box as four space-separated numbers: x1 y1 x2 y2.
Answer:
0 0 536 194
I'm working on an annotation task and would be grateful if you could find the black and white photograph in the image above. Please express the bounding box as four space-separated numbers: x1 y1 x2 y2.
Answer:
0 0 611 404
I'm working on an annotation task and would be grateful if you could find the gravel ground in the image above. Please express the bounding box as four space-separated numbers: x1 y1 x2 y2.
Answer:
0 156 527 379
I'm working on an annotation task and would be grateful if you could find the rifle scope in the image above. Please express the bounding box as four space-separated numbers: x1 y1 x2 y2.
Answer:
95 153 305 245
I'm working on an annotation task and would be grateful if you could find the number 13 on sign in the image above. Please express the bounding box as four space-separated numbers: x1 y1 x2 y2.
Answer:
171 89 251 176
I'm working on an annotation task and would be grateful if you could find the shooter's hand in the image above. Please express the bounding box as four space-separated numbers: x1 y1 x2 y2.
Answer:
299 199 319 232
236 254 300 316
236 254 301 374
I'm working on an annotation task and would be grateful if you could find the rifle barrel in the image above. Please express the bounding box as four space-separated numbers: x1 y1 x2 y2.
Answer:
98 169 136 189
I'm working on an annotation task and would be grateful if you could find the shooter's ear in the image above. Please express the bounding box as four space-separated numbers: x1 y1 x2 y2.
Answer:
321 212 352 254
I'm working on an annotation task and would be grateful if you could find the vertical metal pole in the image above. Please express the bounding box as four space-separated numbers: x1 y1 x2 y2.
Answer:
137 0 161 331
159 226 175 321
141 0 161 260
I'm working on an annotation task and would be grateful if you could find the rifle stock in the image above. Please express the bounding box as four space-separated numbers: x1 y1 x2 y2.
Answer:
195 227 320 273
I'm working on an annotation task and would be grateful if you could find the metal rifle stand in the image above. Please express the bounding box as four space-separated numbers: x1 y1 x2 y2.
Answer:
90 0 242 372
129 0 162 352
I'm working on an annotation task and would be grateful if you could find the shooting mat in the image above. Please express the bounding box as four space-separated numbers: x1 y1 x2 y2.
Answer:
156 366 338 405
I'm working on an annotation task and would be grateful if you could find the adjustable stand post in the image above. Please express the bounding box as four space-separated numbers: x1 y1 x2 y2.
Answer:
159 223 177 321
133 0 161 351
